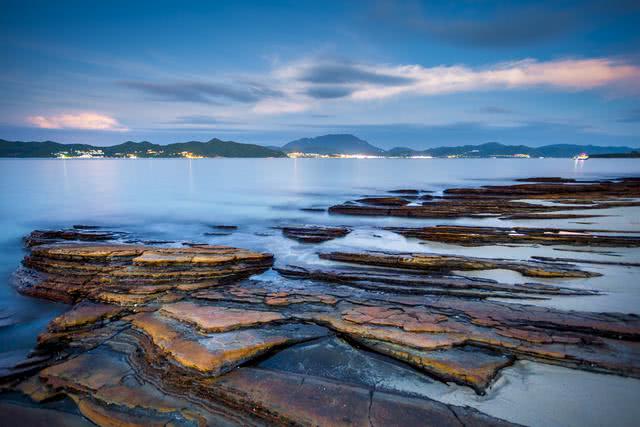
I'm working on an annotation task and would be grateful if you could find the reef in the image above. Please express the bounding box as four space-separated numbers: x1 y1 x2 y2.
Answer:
329 177 640 219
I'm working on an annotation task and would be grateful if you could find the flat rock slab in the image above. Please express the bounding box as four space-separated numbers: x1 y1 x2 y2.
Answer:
280 225 351 243
319 250 599 278
213 367 515 426
160 301 285 332
386 225 640 247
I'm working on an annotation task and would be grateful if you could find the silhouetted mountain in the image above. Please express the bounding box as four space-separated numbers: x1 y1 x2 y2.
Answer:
0 138 286 158
282 134 384 155
386 142 639 158
2 137 637 158
591 151 640 158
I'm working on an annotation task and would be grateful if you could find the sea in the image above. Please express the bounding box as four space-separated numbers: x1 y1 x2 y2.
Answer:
1 157 639 426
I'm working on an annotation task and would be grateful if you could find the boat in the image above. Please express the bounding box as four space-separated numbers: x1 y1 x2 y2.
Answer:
573 153 589 160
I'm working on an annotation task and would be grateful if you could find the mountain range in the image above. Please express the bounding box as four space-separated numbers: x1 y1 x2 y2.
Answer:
1 134 638 158
278 135 638 158
0 138 286 158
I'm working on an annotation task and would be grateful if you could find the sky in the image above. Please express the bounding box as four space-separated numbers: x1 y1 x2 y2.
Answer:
1 0 639 148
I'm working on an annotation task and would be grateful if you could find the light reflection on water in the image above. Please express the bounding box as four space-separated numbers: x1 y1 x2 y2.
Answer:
1 158 639 427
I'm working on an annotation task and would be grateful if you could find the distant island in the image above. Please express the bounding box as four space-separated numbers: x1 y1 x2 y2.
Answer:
280 135 638 159
1 134 638 159
0 138 286 158
590 151 640 159
282 134 384 156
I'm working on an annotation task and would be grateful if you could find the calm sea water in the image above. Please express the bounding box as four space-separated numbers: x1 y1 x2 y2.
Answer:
1 158 640 426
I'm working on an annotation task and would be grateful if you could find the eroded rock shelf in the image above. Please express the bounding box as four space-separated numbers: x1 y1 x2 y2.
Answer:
2 174 640 426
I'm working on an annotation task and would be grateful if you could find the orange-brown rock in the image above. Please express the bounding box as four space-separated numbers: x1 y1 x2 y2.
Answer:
160 301 285 332
130 310 326 374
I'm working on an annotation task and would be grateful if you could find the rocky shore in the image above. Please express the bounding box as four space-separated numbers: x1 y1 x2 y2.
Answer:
1 176 639 426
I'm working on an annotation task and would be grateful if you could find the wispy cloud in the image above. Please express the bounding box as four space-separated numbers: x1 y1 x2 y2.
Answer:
115 57 640 117
120 80 282 104
26 112 127 131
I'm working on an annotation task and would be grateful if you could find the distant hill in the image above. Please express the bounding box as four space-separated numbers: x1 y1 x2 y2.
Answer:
279 135 637 158
2 136 637 159
281 134 384 155
0 138 286 158
590 151 640 158
386 142 639 158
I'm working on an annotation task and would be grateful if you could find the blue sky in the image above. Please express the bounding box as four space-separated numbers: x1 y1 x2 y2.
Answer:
1 0 639 148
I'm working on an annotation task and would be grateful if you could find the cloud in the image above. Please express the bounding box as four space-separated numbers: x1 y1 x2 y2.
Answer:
337 58 640 100
369 0 640 48
305 86 355 99
120 80 282 104
114 56 640 117
298 62 414 85
26 112 127 131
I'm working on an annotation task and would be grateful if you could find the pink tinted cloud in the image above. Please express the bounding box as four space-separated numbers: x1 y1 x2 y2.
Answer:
27 112 127 131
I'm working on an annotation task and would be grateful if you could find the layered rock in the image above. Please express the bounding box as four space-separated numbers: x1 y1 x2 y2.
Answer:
15 243 274 304
275 265 598 298
4 227 640 425
386 225 640 247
